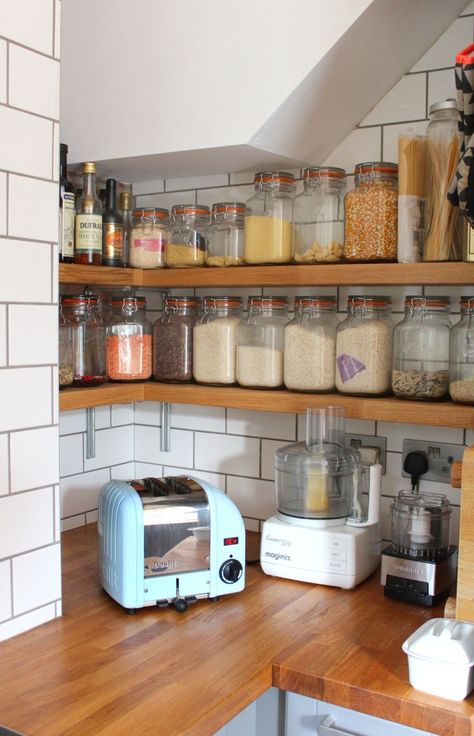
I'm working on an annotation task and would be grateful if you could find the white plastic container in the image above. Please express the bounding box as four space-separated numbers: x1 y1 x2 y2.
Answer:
402 618 474 701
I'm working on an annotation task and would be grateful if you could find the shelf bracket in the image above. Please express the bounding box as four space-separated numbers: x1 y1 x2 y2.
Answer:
160 402 171 453
86 407 96 459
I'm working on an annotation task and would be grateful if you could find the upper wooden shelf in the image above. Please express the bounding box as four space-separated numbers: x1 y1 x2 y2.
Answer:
59 261 474 288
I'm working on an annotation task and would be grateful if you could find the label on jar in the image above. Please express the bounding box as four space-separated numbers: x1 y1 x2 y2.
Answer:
75 214 102 254
337 353 365 383
60 192 75 258
132 237 165 251
104 222 124 261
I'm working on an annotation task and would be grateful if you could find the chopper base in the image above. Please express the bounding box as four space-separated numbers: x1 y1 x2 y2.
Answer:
381 545 457 607
260 515 381 589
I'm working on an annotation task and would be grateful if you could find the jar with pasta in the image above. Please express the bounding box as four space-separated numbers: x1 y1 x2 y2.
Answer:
244 172 295 264
293 168 346 263
193 296 243 384
336 296 393 395
106 297 152 381
206 202 246 266
153 296 201 382
450 297 474 404
344 162 398 262
59 298 73 388
166 204 210 268
129 208 169 269
236 296 289 388
61 294 107 387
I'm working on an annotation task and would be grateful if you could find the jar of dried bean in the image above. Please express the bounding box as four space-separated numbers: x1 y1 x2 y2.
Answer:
129 208 169 269
106 297 152 381
61 294 107 386
153 296 202 382
336 296 393 395
392 296 451 400
206 203 246 267
59 298 73 388
293 168 346 263
166 205 210 268
193 297 243 384
284 296 337 392
344 162 398 262
450 297 474 404
236 296 289 388
244 172 295 264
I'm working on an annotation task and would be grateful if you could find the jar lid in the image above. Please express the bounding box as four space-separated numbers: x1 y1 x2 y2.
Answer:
211 202 246 215
253 171 295 185
429 98 457 115
405 295 451 310
303 167 346 180
164 296 202 308
248 295 289 308
171 204 210 217
460 296 474 309
203 296 243 309
133 207 169 220
348 295 392 309
354 161 398 176
61 294 98 306
294 295 337 309
82 162 96 174
110 296 147 309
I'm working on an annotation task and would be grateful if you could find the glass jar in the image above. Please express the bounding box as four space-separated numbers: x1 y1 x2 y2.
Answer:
293 168 346 264
423 99 463 262
166 204 210 268
244 171 295 264
336 295 393 395
450 297 474 404
129 208 169 269
392 296 451 400
193 296 243 385
106 297 152 381
236 296 289 388
58 299 73 388
344 162 398 262
284 296 338 392
61 294 107 386
206 202 246 267
153 296 201 382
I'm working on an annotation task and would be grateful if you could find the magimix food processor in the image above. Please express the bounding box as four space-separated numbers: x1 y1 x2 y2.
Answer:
381 491 457 606
260 407 382 589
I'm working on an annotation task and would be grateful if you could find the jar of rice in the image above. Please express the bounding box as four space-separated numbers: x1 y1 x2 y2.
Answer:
236 296 289 388
129 208 169 269
193 296 243 384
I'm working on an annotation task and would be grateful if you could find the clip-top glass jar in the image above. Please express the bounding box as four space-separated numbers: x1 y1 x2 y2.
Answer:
153 296 201 382
450 297 474 404
293 168 346 263
284 296 337 392
59 298 73 388
61 294 107 386
392 296 451 400
336 296 393 395
193 296 243 385
236 296 289 388
166 204 210 268
206 202 246 267
244 172 295 264
129 207 168 269
106 297 152 381
344 162 398 262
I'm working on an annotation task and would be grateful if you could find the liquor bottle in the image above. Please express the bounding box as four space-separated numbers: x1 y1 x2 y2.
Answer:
119 190 132 267
59 143 75 263
74 162 102 265
102 178 124 266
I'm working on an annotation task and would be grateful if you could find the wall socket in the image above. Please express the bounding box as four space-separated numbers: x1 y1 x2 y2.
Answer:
345 434 387 473
401 439 464 484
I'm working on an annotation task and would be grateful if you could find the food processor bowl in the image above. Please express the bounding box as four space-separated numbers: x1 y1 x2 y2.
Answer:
390 491 452 560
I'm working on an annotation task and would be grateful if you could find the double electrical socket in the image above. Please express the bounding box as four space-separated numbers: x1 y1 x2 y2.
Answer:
401 439 464 484
345 433 387 473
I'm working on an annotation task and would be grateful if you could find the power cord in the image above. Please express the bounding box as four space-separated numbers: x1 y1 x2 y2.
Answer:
403 450 429 491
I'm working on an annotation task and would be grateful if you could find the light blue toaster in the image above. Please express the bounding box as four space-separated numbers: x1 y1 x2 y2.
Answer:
98 475 246 613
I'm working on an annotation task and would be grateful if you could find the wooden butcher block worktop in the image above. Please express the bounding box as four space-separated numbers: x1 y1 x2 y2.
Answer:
0 524 473 736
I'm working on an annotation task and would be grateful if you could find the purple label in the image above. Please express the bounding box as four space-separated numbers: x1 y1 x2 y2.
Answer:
337 353 366 383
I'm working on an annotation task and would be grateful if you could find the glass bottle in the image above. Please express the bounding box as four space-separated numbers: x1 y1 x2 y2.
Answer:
61 294 107 386
59 143 75 263
153 296 201 382
119 191 132 267
74 162 103 265
392 296 451 400
58 298 73 388
106 296 152 381
129 207 168 269
167 204 210 268
244 172 295 264
102 178 124 267
293 168 346 263
236 296 289 388
450 297 474 404
284 296 338 392
336 296 393 395
206 203 246 267
193 296 243 385
344 162 398 262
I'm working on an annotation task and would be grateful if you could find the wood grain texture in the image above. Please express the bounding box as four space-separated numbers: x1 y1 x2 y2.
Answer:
457 446 474 623
59 382 145 411
452 460 463 489
59 263 142 286
0 524 471 736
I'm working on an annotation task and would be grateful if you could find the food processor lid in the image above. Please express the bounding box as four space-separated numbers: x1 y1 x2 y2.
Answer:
275 440 358 475
393 490 451 516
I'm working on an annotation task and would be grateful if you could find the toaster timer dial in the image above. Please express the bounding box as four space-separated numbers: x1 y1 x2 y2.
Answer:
219 558 243 584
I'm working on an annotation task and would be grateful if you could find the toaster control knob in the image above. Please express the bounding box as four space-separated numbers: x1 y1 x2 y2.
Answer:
219 559 243 584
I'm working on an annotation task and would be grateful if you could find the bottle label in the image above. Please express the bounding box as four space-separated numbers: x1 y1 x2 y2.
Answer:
132 237 165 252
75 214 102 254
104 223 124 261
60 192 75 258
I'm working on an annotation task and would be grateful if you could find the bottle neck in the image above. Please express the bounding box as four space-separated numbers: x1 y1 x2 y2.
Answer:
60 158 68 181
106 182 116 210
83 172 97 199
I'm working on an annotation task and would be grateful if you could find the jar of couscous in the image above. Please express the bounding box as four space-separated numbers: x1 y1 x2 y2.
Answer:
166 204 210 267
244 172 295 264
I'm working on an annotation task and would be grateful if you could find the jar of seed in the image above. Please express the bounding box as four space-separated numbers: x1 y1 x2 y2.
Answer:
193 296 243 384
392 296 451 400
166 204 210 267
129 208 169 269
106 297 152 381
450 297 474 404
59 298 73 388
61 294 107 386
206 203 246 266
236 296 289 388
153 296 202 382
344 162 398 262
244 172 295 264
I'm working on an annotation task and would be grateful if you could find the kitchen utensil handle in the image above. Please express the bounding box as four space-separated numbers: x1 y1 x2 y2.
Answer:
318 715 359 736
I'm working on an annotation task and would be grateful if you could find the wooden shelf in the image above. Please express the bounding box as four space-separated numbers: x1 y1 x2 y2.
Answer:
59 382 144 411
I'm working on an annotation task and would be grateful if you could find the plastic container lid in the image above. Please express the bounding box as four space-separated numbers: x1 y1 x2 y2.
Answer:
403 618 474 666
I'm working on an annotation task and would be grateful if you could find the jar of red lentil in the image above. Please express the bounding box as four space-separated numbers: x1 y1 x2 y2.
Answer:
61 294 107 386
106 297 152 381
166 205 210 267
153 296 202 382
344 162 398 262
129 208 169 269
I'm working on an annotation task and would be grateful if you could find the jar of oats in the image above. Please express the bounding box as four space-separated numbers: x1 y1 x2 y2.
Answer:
450 297 474 404
293 168 346 264
236 296 289 388
193 296 243 384
284 296 338 392
393 296 451 400
129 208 169 269
166 204 210 268
344 162 398 262
206 203 246 267
336 296 393 395
244 172 295 264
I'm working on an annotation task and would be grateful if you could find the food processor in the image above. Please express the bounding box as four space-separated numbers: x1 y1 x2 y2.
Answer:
260 406 382 589
381 490 457 606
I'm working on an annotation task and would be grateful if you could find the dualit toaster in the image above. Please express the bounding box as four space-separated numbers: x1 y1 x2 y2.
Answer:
98 475 245 613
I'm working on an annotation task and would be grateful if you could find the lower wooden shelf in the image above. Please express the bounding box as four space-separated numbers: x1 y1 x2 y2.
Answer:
58 381 474 428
